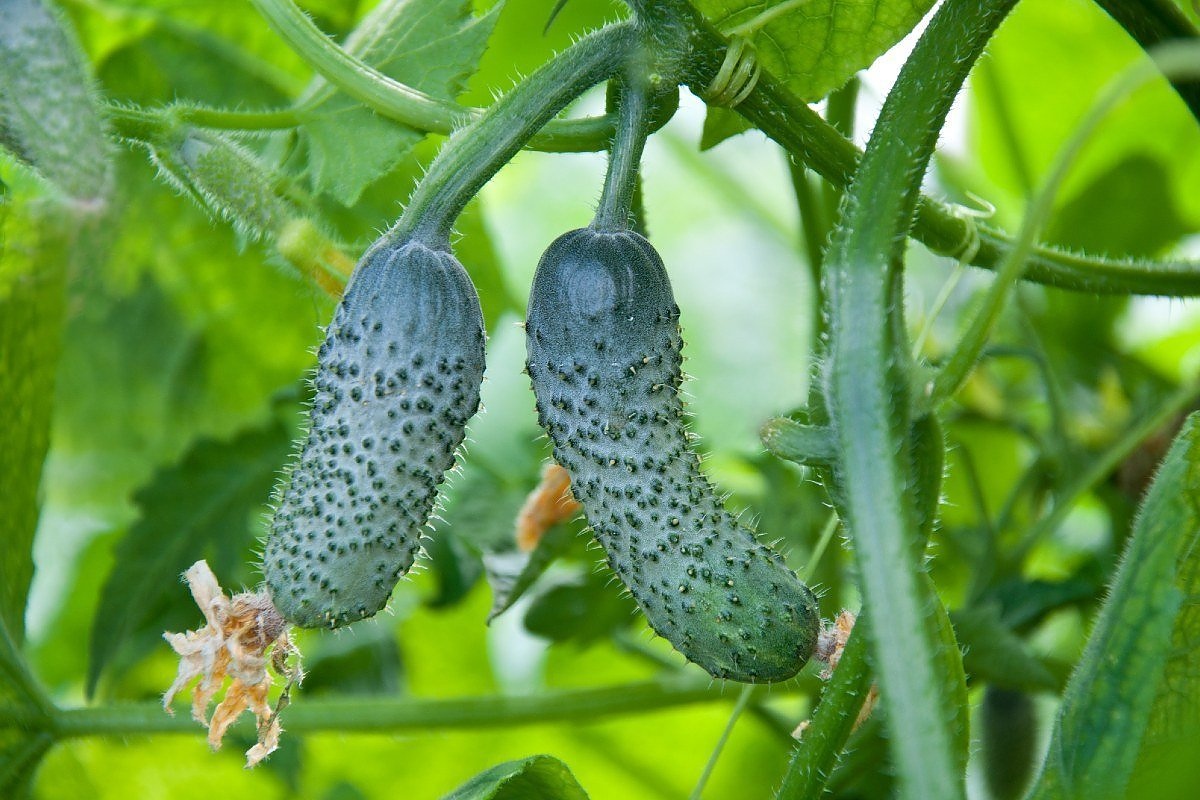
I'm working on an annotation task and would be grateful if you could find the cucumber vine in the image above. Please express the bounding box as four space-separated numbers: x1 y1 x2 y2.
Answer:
5 0 1200 797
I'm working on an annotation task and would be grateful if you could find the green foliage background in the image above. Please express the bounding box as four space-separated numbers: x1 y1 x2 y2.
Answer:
3 0 1200 798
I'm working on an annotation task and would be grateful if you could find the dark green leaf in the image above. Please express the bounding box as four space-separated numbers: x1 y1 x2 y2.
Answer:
441 754 589 800
950 604 1057 691
523 570 636 644
485 522 581 621
302 618 404 696
86 416 293 696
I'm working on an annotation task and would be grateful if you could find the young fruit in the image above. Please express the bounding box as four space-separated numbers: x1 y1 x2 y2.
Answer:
525 227 820 682
264 237 485 629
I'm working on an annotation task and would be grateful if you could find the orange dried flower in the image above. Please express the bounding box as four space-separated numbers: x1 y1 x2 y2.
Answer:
163 560 301 767
515 463 581 551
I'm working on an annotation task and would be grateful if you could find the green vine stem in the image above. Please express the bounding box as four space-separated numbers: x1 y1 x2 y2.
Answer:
594 75 651 232
27 675 791 740
818 0 1017 796
247 0 624 153
391 23 634 245
774 622 871 800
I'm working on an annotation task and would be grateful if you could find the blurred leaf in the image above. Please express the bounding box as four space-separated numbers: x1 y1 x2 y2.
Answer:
0 197 67 642
86 415 293 696
1029 415 1200 800
424 530 484 610
301 0 500 205
441 754 589 800
951 604 1057 691
456 200 521 333
1046 154 1189 258
301 617 404 696
988 573 1100 631
972 0 1200 225
82 0 303 106
689 0 936 102
485 522 580 621
0 0 113 202
523 570 636 645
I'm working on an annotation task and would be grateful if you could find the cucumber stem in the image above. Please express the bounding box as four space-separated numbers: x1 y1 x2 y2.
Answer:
594 74 651 233
394 23 634 245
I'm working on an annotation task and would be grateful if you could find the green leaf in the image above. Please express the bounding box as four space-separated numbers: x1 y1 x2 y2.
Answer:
1128 432 1200 798
1028 415 1200 800
690 0 937 102
485 522 580 622
300 0 500 206
86 415 294 696
950 604 1057 692
699 105 751 151
0 0 113 202
522 570 636 645
0 196 67 643
441 754 589 800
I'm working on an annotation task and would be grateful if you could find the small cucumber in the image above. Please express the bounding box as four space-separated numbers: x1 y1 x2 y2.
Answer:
264 237 485 628
525 227 819 682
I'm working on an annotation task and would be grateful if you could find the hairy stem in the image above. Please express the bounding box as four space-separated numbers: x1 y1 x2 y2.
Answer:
775 622 871 800
248 0 623 153
819 1 1017 796
39 675 791 740
594 75 651 232
392 23 633 244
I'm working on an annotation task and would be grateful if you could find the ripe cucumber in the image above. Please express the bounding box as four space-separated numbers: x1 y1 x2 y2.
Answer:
265 238 485 628
525 227 819 682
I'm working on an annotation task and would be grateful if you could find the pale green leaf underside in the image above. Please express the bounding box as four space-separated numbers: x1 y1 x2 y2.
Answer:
690 0 938 101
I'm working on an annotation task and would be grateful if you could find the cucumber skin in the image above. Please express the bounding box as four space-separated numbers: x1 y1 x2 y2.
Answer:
265 238 485 629
526 228 819 682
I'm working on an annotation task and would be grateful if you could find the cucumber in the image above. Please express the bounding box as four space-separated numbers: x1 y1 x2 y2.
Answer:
264 237 485 628
525 227 819 682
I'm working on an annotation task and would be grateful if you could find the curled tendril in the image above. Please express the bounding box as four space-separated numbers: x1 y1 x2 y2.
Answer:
705 37 761 108
947 191 996 265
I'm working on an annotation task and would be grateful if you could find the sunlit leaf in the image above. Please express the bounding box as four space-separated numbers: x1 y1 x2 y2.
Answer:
689 0 937 101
